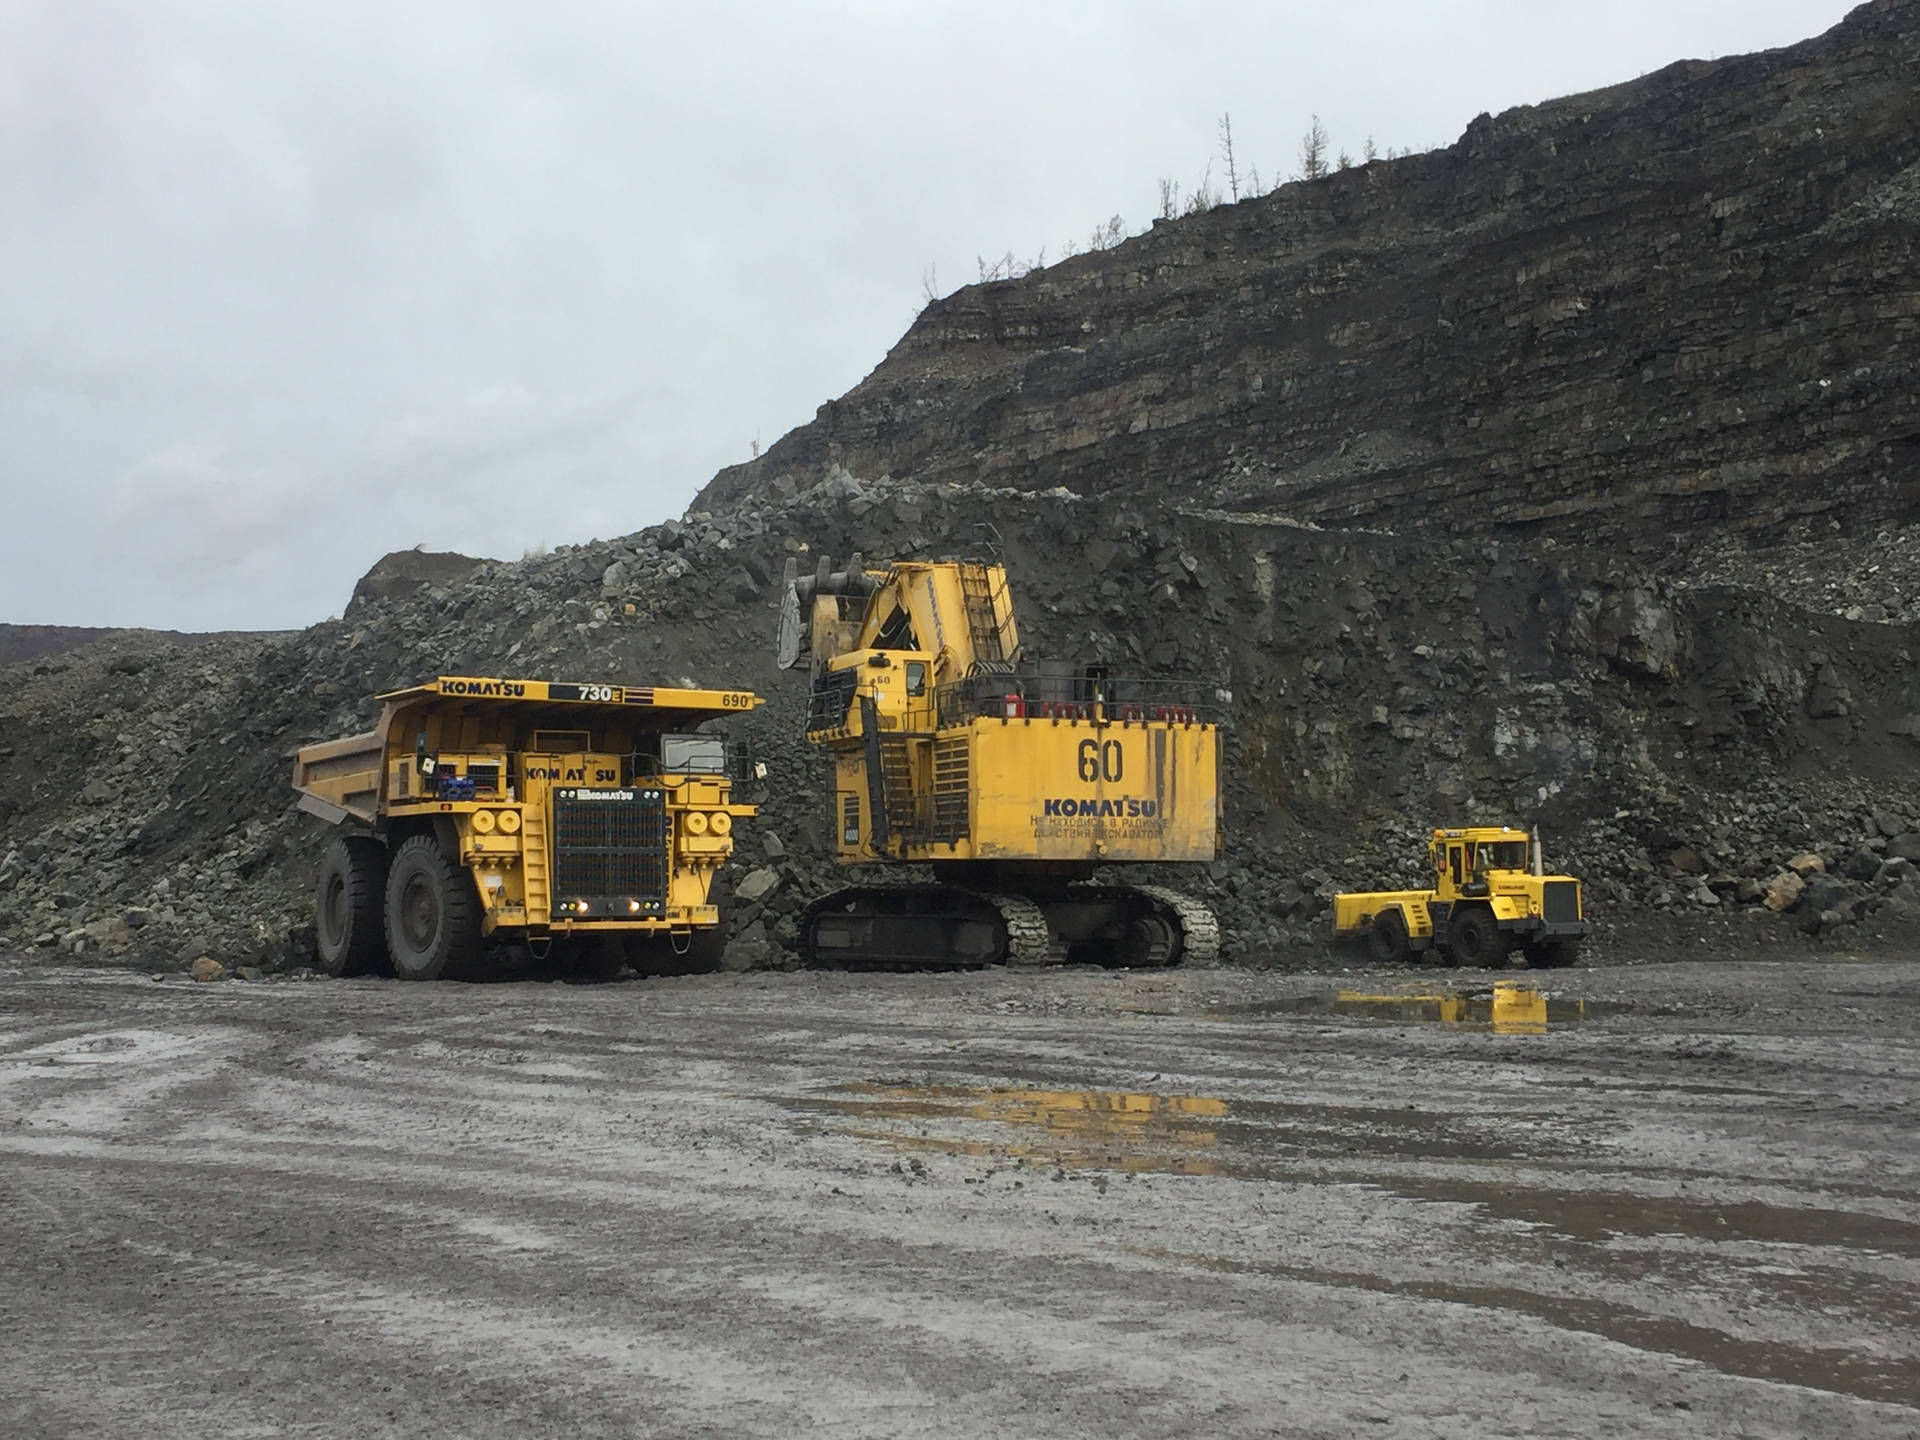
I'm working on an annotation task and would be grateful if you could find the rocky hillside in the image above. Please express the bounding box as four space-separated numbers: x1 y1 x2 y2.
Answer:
0 625 264 668
701 0 1920 566
2 475 1916 971
2 2 1918 973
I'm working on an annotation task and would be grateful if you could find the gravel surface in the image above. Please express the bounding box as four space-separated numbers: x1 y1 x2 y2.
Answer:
2 954 1916 1438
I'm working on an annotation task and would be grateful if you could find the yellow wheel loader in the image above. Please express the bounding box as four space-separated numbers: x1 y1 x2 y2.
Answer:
292 676 759 980
1331 826 1590 969
777 554 1222 968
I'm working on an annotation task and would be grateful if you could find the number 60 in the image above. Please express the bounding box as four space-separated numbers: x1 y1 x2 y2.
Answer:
1077 739 1123 783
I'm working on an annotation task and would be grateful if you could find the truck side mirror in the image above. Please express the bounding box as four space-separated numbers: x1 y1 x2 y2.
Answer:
415 734 436 776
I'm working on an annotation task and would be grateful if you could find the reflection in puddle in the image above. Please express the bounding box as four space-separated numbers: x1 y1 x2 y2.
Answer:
1239 981 1589 1033
790 1084 1228 1175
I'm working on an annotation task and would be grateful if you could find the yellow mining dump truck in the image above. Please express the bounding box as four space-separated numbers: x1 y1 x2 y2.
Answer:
776 554 1221 967
292 675 760 980
1331 826 1590 969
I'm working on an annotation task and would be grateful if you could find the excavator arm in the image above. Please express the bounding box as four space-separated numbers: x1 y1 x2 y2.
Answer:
776 555 1019 685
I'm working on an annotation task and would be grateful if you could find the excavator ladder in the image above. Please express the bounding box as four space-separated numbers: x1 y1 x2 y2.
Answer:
957 563 1015 666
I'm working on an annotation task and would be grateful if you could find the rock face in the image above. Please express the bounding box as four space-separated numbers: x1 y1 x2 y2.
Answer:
699 1 1920 560
2 5 1918 970
2 474 1917 969
347 550 487 615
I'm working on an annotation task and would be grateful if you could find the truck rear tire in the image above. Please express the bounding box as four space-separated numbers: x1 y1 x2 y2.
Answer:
384 835 482 981
1449 906 1509 968
1367 910 1411 965
315 836 389 978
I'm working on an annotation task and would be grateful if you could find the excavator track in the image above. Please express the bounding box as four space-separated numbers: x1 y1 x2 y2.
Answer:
979 892 1068 968
801 882 1217 969
802 884 1062 969
1131 884 1221 967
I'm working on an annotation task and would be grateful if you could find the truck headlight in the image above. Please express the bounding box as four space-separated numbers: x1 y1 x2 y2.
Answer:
683 811 710 835
709 811 732 836
470 809 497 834
498 809 522 834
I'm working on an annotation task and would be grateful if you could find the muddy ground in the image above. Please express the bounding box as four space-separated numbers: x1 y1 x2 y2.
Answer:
2 954 1916 1439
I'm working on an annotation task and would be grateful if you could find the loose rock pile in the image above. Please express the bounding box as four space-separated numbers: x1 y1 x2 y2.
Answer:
2 469 1915 974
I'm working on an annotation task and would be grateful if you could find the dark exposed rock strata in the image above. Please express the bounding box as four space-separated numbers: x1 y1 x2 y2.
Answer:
700 1 1920 559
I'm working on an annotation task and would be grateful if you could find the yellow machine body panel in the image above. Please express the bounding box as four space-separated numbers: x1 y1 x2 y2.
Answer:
1330 890 1438 940
829 714 1216 865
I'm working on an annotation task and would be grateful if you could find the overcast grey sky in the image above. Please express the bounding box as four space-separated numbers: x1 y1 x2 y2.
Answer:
0 0 1858 631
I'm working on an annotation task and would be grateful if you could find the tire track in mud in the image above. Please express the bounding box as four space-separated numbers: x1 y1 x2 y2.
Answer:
1 959 1917 1438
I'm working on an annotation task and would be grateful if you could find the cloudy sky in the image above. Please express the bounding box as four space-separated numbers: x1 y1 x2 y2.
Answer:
1 0 1856 632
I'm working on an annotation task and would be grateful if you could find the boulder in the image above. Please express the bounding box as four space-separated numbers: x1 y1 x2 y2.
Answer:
735 867 782 905
1800 872 1854 917
721 938 775 973
190 956 226 982
1786 853 1826 876
1763 871 1806 911
1841 849 1881 884
1595 585 1682 680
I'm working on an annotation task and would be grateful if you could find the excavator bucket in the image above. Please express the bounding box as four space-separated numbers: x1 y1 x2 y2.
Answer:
774 552 871 673
776 557 806 671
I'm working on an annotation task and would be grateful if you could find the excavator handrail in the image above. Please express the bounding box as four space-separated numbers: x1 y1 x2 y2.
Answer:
933 674 1226 727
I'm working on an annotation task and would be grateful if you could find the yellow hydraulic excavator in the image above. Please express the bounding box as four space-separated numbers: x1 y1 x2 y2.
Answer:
776 553 1222 967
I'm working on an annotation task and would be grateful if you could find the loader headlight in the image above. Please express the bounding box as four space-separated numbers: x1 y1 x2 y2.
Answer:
470 809 497 834
708 811 732 836
683 811 710 835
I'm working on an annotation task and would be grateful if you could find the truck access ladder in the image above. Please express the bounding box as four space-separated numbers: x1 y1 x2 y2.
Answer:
520 803 552 926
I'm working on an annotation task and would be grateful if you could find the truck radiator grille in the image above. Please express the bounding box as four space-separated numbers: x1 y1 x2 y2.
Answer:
552 788 668 913
1543 880 1580 923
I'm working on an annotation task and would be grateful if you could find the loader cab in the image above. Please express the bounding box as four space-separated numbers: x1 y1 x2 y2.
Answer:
1432 826 1534 900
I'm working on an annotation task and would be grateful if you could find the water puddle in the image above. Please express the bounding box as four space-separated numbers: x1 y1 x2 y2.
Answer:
1232 981 1598 1033
785 1083 1229 1175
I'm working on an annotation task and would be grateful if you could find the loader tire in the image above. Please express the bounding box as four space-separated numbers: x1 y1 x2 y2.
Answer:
384 835 482 981
315 836 389 978
1367 910 1411 966
1449 906 1509 969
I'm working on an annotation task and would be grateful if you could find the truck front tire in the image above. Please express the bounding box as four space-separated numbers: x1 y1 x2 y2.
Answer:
1448 906 1509 968
316 836 389 978
384 835 482 981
